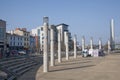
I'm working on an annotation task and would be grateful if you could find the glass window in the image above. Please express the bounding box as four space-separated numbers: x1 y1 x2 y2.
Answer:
10 42 12 46
41 27 43 31
14 42 15 46
0 34 3 39
14 37 15 40
38 29 40 35
0 28 4 33
11 37 12 40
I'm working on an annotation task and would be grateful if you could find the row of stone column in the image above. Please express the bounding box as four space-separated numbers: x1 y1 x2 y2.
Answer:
44 24 111 72
82 36 110 51
43 26 77 72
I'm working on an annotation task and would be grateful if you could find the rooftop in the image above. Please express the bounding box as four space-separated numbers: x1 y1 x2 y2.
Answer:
56 23 69 27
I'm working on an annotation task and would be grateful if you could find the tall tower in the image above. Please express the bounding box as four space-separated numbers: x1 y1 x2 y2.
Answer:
110 19 115 50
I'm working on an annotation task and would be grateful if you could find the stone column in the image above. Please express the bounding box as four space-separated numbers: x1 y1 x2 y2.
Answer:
43 17 49 72
99 39 102 50
82 36 85 51
50 28 55 66
65 32 69 60
108 40 111 53
74 35 77 58
90 37 93 49
58 29 62 63
110 19 115 50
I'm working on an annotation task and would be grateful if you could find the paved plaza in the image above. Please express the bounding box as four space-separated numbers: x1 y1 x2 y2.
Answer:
18 53 120 80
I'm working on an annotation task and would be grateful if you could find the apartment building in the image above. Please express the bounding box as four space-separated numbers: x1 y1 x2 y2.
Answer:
56 23 72 43
31 26 41 52
14 28 30 50
0 20 6 58
6 32 24 50
56 23 69 42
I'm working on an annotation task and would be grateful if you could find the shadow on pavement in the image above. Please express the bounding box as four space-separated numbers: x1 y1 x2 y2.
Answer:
50 65 95 72
55 61 92 66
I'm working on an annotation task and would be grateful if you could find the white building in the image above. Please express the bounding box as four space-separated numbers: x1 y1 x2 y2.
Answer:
31 19 72 52
14 28 30 50
57 23 72 49
56 23 69 42
6 32 24 51
40 26 44 51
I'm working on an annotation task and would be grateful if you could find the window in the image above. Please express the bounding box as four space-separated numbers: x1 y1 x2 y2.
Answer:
38 29 40 35
24 38 26 41
0 28 4 33
14 37 15 40
11 37 12 40
14 42 15 46
10 42 12 46
41 27 43 31
0 28 4 40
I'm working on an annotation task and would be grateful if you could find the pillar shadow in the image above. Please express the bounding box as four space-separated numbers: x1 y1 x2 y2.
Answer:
55 61 92 66
49 65 95 72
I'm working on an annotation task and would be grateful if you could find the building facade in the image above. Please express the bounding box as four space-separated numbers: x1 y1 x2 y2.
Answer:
56 23 69 42
56 23 72 49
31 26 41 52
29 35 36 53
14 28 30 50
0 20 6 58
6 32 24 51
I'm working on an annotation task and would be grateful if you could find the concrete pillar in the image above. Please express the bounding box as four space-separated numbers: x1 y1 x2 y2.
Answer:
43 17 49 72
50 28 55 66
58 29 62 63
74 35 77 58
99 39 102 50
65 32 69 60
82 36 85 51
108 40 111 53
110 19 115 50
90 37 93 49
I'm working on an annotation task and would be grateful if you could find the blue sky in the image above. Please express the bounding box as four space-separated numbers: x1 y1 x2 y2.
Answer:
0 0 120 45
